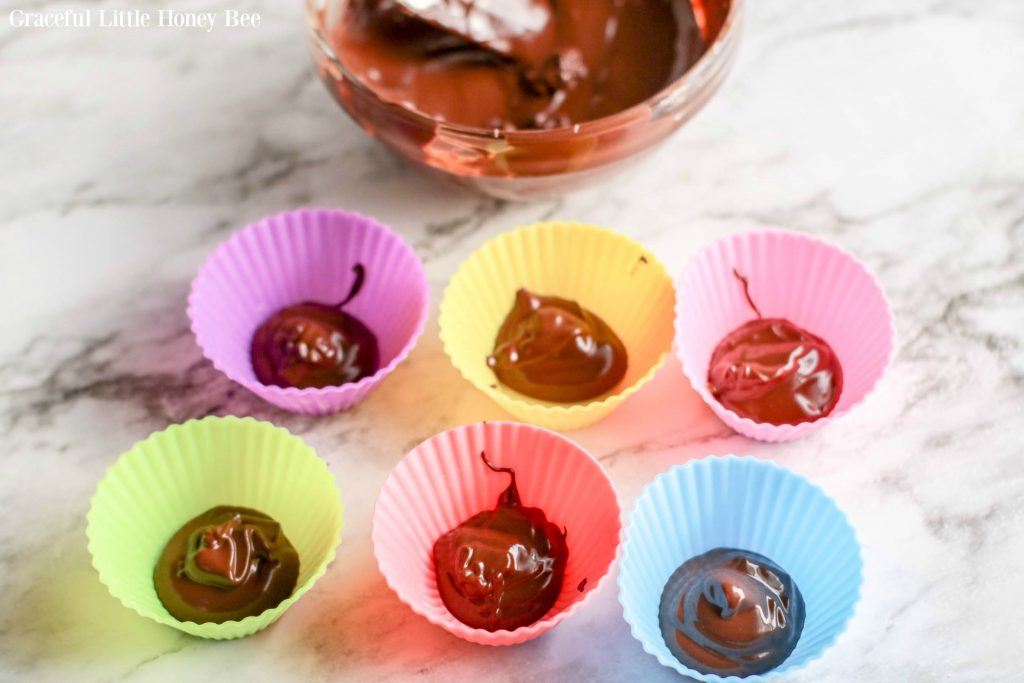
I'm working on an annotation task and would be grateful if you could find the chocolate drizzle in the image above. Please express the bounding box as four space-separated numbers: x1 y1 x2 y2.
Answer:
487 288 628 403
250 264 380 389
659 548 805 676
707 271 843 425
432 451 568 631
154 506 300 624
182 517 270 588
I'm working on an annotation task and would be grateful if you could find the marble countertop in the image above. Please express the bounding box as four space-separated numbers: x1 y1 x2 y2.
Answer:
2 0 1023 681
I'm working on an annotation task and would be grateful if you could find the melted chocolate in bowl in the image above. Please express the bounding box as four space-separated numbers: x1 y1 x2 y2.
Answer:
331 0 706 131
307 0 737 192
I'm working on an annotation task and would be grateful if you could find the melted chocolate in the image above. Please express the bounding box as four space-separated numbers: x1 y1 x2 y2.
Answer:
432 451 568 631
659 548 805 676
251 264 380 389
154 506 300 624
708 271 842 425
331 0 708 130
487 288 628 403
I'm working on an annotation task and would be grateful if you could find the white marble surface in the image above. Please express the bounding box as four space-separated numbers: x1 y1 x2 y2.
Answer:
2 0 1023 681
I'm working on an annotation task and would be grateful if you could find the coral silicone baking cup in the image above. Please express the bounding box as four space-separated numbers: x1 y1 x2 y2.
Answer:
675 229 895 442
189 209 430 415
86 416 344 639
439 222 675 431
372 421 621 646
618 455 862 682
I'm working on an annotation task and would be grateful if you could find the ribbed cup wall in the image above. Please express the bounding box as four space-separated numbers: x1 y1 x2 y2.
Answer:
675 229 895 442
86 416 344 639
373 421 621 645
618 455 862 681
189 209 429 415
440 222 675 430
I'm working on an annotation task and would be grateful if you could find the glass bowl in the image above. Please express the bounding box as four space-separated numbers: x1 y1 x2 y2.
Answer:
305 0 743 200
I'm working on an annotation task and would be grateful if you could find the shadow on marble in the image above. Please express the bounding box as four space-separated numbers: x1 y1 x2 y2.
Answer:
349 325 513 435
289 547 700 683
0 522 188 680
0 288 323 436
582 355 753 463
290 554 482 675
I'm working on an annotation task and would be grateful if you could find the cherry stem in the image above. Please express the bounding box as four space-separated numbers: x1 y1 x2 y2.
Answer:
480 450 521 506
732 268 762 319
336 264 366 309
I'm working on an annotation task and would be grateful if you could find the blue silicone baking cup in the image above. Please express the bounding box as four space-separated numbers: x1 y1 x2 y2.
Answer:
618 455 862 682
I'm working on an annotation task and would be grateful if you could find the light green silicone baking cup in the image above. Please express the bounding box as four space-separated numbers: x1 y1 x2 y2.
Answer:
86 416 344 639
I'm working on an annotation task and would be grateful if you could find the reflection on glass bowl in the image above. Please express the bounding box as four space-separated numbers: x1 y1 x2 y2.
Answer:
305 0 742 200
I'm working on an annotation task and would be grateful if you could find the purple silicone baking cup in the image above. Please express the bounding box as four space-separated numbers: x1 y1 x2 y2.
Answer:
188 209 430 415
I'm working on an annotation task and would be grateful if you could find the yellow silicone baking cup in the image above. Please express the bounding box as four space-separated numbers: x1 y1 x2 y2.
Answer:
439 221 675 430
86 416 344 639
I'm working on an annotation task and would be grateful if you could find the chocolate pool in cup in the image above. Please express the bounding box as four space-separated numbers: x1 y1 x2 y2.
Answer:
439 222 676 431
188 209 430 415
618 455 862 681
675 229 896 442
86 416 344 639
372 421 621 646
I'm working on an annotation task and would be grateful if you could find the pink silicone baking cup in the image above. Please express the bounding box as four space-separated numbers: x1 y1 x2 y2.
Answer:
372 421 622 646
188 209 429 415
675 229 895 442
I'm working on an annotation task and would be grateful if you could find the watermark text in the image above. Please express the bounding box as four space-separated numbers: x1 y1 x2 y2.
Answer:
9 9 262 33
